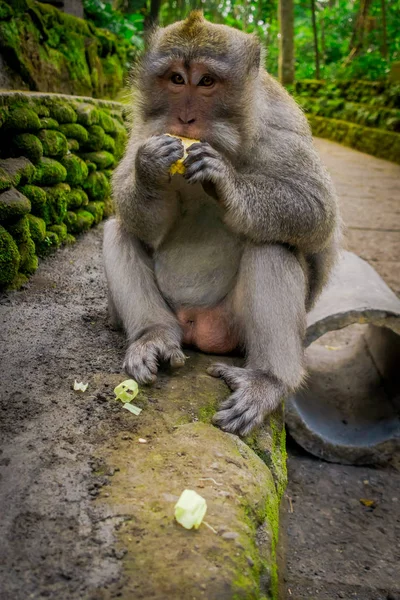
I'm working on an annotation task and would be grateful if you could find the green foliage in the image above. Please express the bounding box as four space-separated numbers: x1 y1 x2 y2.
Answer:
83 0 145 56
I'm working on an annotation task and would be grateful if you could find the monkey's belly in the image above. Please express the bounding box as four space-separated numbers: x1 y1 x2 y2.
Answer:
177 305 239 354
154 214 242 306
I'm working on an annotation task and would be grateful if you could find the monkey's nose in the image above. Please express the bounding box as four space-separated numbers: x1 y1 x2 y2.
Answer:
178 117 196 125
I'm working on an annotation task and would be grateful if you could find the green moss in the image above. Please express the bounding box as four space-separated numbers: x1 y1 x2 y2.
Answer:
38 130 68 158
7 215 30 244
0 0 13 19
86 161 97 173
39 118 59 130
75 103 100 126
33 157 67 185
18 184 50 224
67 139 79 152
35 105 50 117
86 200 104 224
0 167 12 192
111 119 128 160
27 213 46 243
103 169 113 179
48 103 77 124
0 188 31 222
0 157 36 187
48 222 68 243
60 154 89 186
44 182 70 224
5 107 41 131
12 133 43 164
82 170 110 201
308 115 400 164
103 134 116 153
59 123 88 144
64 209 95 233
81 151 114 169
36 230 60 257
82 125 105 151
7 272 29 290
98 110 116 133
19 236 38 275
0 224 20 286
67 187 88 209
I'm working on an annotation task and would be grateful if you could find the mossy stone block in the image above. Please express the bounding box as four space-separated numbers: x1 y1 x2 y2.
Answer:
35 105 50 118
59 123 88 144
76 209 95 231
82 170 109 201
49 103 77 124
0 225 20 287
98 110 116 133
81 151 114 169
0 167 12 192
39 118 59 130
67 187 88 209
36 230 60 257
75 103 100 126
44 182 70 224
5 107 41 132
83 125 105 151
12 133 43 164
8 215 30 244
111 120 128 160
86 161 97 173
0 157 36 187
0 188 31 222
33 157 67 185
48 222 68 243
102 134 115 153
18 184 50 224
60 154 89 186
19 236 38 275
27 214 46 243
67 139 79 152
86 200 104 224
38 130 68 158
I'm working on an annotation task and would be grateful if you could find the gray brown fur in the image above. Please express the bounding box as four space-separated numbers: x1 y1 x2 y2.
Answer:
104 12 341 435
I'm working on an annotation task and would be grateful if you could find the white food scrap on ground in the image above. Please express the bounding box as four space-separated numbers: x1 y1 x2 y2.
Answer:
174 489 207 530
123 403 142 415
73 380 88 392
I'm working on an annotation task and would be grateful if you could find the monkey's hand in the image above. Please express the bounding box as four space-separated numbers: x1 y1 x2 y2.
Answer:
136 135 184 186
183 143 233 196
208 364 285 436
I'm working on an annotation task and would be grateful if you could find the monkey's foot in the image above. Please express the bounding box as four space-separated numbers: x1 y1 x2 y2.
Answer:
123 327 185 384
207 363 285 436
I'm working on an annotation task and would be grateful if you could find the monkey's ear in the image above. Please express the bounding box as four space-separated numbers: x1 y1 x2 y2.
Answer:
246 35 261 73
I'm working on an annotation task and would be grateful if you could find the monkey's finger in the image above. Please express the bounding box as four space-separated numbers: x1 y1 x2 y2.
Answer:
186 143 218 160
207 363 246 390
169 350 186 368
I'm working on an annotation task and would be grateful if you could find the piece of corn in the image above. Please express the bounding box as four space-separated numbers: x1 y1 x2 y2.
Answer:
167 135 200 175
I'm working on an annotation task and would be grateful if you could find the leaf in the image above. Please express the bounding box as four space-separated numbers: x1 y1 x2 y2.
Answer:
359 498 376 508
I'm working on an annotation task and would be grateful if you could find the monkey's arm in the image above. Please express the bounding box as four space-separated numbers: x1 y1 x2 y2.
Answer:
185 133 337 254
112 135 183 247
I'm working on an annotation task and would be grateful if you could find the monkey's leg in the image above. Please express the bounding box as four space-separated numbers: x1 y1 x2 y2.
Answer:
208 244 307 436
103 218 186 383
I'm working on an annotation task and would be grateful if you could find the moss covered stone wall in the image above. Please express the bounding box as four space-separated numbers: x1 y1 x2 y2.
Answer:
0 0 132 98
0 91 128 290
293 79 400 163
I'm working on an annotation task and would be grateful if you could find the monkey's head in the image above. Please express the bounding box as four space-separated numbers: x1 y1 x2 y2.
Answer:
136 11 262 156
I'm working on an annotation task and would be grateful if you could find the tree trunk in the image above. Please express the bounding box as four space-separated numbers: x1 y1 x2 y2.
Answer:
278 0 294 85
311 0 320 79
144 0 162 29
346 0 374 62
381 0 388 59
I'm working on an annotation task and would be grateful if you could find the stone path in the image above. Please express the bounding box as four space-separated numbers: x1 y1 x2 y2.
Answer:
284 139 400 600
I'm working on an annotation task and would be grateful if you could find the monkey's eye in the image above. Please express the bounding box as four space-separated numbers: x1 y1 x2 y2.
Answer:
171 73 185 85
198 75 215 87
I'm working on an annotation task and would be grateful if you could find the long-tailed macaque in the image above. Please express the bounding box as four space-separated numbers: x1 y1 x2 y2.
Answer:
103 11 341 435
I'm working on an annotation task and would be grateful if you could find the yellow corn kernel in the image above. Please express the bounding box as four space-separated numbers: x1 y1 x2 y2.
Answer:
167 135 200 175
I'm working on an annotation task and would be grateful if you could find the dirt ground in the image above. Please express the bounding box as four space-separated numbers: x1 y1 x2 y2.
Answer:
0 138 399 600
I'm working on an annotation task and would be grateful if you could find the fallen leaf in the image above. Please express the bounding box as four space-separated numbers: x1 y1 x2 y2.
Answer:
73 380 88 392
359 498 376 508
